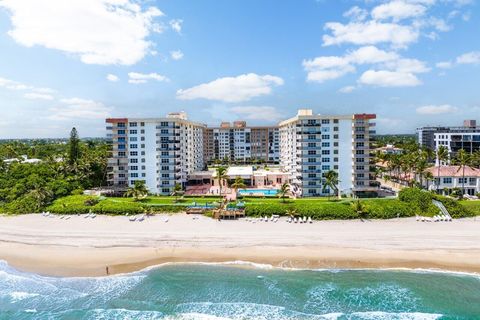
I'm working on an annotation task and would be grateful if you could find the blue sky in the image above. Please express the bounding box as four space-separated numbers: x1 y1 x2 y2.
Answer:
0 0 479 138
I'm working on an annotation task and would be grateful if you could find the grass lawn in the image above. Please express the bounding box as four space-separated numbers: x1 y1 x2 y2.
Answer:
459 200 480 215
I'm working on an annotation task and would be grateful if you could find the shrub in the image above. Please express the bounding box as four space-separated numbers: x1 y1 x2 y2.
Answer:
47 195 96 214
93 200 144 215
434 195 475 218
398 188 435 215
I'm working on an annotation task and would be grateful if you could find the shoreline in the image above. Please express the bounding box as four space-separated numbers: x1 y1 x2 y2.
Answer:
1 214 479 277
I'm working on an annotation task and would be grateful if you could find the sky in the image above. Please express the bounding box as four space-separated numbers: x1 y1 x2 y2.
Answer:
0 0 479 138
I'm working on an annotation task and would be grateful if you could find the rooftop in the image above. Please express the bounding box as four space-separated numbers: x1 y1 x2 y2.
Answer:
425 166 480 177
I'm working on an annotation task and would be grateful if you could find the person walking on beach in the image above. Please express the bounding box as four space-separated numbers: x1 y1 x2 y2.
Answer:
106 266 109 275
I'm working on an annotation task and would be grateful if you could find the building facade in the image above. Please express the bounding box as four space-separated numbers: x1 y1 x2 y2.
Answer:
422 166 480 196
107 109 376 197
106 112 206 195
279 109 376 197
417 120 480 157
204 121 279 164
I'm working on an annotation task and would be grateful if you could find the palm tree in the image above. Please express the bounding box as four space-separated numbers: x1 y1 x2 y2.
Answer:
278 182 290 203
453 149 473 198
424 171 434 191
216 166 227 195
323 170 340 199
231 176 246 195
351 200 368 221
29 186 53 211
436 145 449 192
172 183 184 202
125 180 148 201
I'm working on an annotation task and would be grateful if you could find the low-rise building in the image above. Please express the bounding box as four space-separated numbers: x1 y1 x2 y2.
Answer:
423 166 480 196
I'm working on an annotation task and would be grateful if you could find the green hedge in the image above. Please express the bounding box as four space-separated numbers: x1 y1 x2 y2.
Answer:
245 201 354 220
433 195 475 218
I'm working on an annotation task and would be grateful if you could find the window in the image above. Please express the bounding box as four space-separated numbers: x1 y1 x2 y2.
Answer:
308 150 316 155
118 144 126 150
140 122 145 126
322 165 330 171
308 143 316 148
321 142 330 147
308 166 316 170
443 177 452 184
130 122 137 127
321 135 330 140
322 158 330 162
458 177 468 184
118 152 126 157
130 173 138 178
130 130 137 134
130 144 138 149
321 119 330 124
117 130 125 134
130 151 138 156
117 123 126 128
118 137 126 142
130 166 138 171
130 137 137 142
130 159 138 163
321 150 330 155
469 178 477 185
141 129 145 134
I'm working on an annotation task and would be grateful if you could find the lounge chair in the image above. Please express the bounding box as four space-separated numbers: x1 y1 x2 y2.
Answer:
129 216 136 222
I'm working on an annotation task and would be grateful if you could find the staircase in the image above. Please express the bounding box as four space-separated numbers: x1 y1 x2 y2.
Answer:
432 200 452 220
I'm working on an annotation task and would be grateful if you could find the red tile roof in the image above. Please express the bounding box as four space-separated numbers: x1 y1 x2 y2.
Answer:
426 166 480 177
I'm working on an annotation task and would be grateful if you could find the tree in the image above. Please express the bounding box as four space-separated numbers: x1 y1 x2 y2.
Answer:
453 149 472 198
216 166 227 195
323 170 340 199
68 127 81 166
231 176 246 195
278 182 290 203
424 171 434 191
125 181 148 201
351 200 368 221
436 145 449 192
172 183 184 202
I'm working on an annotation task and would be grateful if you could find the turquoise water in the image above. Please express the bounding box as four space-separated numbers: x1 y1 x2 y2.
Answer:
1 261 479 319
238 189 278 196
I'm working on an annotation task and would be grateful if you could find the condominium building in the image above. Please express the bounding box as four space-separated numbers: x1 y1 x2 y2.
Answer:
204 121 279 164
106 112 206 195
279 109 376 197
106 109 376 197
417 120 480 156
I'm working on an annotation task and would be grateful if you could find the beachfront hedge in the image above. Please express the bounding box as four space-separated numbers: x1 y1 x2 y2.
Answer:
433 195 475 218
244 199 420 220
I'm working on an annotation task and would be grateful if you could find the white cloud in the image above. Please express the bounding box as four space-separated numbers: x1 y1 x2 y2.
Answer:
128 72 169 84
169 19 183 34
176 73 284 103
436 61 452 69
106 74 119 82
49 98 113 120
371 1 427 21
343 6 368 22
416 104 458 114
24 92 54 100
338 86 356 93
170 50 184 60
456 51 480 64
347 46 399 64
0 0 165 65
384 58 430 73
358 70 422 87
303 46 427 84
323 21 419 48
229 106 283 121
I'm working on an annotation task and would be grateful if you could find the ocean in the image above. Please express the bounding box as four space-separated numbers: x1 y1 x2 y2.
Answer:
0 260 479 320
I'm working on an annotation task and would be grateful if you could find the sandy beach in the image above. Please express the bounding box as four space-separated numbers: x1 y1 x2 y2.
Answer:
0 213 479 277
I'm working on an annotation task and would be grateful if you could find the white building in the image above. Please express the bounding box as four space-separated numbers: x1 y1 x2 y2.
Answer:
106 112 206 195
279 109 376 197
423 166 480 196
417 120 480 159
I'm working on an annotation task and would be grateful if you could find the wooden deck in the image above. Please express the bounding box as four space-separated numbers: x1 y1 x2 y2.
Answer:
213 209 246 220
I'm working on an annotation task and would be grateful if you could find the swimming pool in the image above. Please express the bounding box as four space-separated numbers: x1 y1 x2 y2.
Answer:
238 189 278 196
